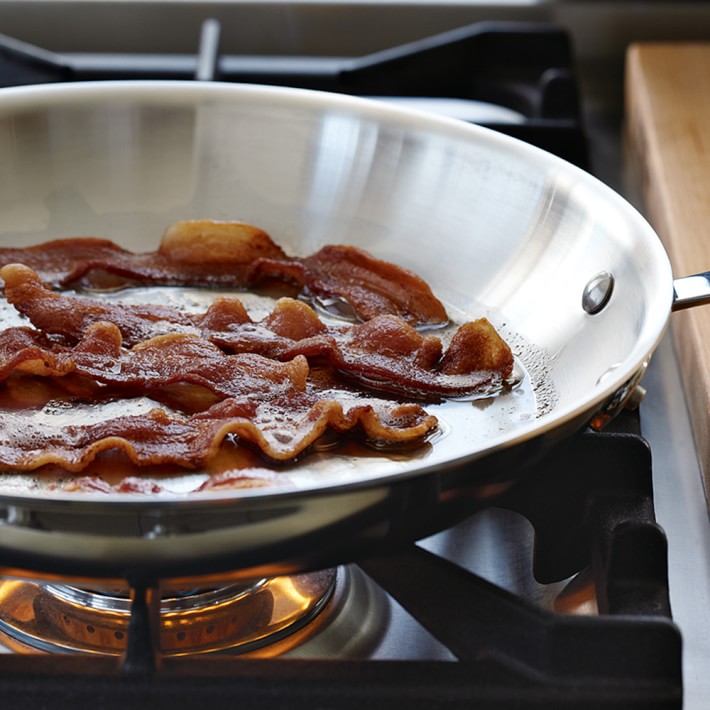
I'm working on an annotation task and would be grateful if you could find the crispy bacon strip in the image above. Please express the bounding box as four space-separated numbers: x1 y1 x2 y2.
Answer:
72 324 311 401
1 263 197 344
0 323 309 402
0 390 437 471
0 327 71 380
209 301 513 398
0 222 286 291
1 265 514 398
0 220 448 325
247 243 448 325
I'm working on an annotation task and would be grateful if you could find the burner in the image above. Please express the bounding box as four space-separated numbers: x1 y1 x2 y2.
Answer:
0 569 336 655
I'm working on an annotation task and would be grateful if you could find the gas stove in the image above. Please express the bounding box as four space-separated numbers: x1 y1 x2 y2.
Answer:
0 11 706 709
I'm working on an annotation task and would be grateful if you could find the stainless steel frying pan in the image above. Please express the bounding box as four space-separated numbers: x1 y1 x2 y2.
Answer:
0 81 698 584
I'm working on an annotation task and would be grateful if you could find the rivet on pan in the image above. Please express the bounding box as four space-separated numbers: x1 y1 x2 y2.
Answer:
141 519 167 539
582 271 614 314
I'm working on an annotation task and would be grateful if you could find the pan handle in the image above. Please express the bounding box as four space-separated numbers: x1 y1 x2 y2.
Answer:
672 272 710 311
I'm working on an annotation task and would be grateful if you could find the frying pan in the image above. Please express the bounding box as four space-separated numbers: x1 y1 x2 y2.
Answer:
0 81 698 585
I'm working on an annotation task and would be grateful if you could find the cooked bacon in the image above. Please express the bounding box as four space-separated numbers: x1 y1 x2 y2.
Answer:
247 243 448 325
0 224 514 477
1 263 196 344
0 322 310 404
0 220 448 325
192 393 437 461
0 327 72 380
58 469 289 494
71 323 311 401
0 390 437 471
210 303 512 397
0 406 204 471
0 221 287 291
1 266 513 398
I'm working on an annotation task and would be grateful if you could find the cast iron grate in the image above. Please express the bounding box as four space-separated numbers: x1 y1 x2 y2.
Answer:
0 19 588 167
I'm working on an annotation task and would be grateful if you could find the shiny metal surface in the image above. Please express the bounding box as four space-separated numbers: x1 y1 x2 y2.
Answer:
0 81 675 579
673 272 710 310
0 569 336 655
641 332 710 710
582 270 614 315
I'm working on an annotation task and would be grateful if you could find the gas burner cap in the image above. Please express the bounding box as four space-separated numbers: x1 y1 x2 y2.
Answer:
0 569 336 656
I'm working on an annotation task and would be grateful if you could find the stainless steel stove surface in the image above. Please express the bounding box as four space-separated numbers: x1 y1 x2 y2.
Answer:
0 6 709 708
643 336 710 709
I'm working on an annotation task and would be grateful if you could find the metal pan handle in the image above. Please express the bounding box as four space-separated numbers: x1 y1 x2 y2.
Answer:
672 272 710 311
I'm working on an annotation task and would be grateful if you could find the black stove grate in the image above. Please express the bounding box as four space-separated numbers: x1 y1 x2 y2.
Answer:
0 19 588 168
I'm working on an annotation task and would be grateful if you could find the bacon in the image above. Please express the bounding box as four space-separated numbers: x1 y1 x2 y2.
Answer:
192 393 437 461
0 327 72 380
0 323 438 471
0 406 205 471
1 266 514 399
0 225 514 477
57 469 289 494
247 243 448 325
0 221 287 291
0 390 437 471
0 220 448 325
210 303 512 398
0 322 310 404
1 263 197 344
70 323 311 401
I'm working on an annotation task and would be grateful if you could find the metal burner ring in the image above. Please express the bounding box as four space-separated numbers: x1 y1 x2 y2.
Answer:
0 569 336 656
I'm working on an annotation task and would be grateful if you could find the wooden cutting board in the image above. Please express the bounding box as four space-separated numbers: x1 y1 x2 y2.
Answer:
626 43 710 494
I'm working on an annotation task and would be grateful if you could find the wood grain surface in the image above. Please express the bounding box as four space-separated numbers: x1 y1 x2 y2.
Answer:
626 42 710 496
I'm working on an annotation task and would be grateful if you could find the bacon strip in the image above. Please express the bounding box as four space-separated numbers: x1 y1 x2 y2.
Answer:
210 303 512 398
0 323 309 402
0 390 437 471
0 222 286 291
72 324 311 401
0 327 72 380
1 265 514 399
248 243 448 326
0 220 448 326
1 263 197 344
